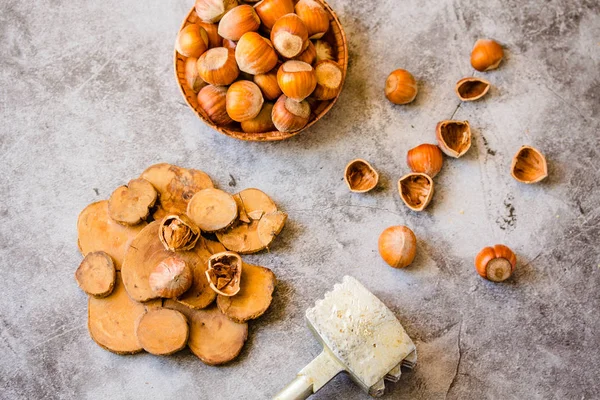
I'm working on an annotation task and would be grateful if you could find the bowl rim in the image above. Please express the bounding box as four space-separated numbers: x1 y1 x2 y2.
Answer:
174 0 348 142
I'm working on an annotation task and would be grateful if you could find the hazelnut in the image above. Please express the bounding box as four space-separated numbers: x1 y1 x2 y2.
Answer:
235 32 278 75
271 94 311 132
253 67 282 101
218 4 261 41
197 21 223 48
184 57 206 93
175 24 209 58
455 77 491 101
222 38 237 51
206 251 243 296
226 80 264 122
241 103 276 133
271 13 309 58
294 40 316 65
511 146 548 184
314 39 333 62
385 69 417 105
378 226 417 269
149 255 193 298
254 0 295 31
312 60 343 100
277 60 317 102
344 159 379 193
196 47 239 86
197 85 234 126
195 0 238 23
436 120 472 158
398 173 434 212
475 244 516 282
295 0 330 39
406 144 444 178
471 39 504 72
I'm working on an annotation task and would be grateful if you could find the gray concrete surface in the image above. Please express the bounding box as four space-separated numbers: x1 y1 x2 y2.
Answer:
1 0 599 399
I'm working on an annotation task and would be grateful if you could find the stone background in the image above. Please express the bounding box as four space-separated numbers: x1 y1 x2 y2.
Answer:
1 0 599 399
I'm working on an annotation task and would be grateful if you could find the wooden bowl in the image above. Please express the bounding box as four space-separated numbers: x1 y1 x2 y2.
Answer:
174 0 348 142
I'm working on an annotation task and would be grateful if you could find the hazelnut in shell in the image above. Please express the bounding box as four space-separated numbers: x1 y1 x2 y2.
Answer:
254 0 295 31
185 57 206 93
471 39 504 72
436 120 472 158
241 103 276 133
344 159 379 193
406 144 444 178
277 60 317 102
295 0 330 39
223 38 237 51
197 85 234 126
254 67 282 101
511 146 548 184
398 173 434 212
270 13 309 58
294 40 316 65
195 0 238 23
378 226 417 269
175 24 209 58
218 4 261 41
312 60 343 100
385 69 418 105
271 94 310 132
196 47 239 86
226 80 265 122
475 244 516 282
235 32 278 75
149 255 193 298
197 21 223 48
455 77 491 101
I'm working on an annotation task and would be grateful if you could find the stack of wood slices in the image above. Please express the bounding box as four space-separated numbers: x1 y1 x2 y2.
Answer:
75 163 286 364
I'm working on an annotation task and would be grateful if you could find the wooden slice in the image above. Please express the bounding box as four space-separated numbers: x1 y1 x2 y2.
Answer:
164 300 248 365
75 251 116 298
108 178 157 226
217 262 276 322
77 201 147 270
135 308 189 355
140 163 214 215
88 273 146 354
187 188 238 232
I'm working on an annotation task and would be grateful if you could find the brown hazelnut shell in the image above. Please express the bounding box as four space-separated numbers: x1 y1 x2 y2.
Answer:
475 244 516 282
205 251 243 296
511 146 548 184
455 77 491 101
436 120 472 158
397 173 434 212
378 226 417 268
344 159 379 193
471 39 504 72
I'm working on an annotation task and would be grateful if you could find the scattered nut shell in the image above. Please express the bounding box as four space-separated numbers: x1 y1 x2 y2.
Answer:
344 159 379 193
475 244 516 282
406 144 444 178
378 226 417 268
148 255 193 298
510 146 548 184
436 120 472 158
471 39 504 72
206 251 243 296
159 214 201 251
398 173 434 212
455 77 491 101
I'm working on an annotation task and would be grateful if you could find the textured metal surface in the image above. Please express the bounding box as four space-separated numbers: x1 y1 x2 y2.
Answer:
1 0 599 399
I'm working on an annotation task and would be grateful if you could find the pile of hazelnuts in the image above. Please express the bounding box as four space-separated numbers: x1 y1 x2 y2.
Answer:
176 0 343 133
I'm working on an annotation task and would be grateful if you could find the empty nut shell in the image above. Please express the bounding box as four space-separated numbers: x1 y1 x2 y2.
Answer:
295 0 330 39
436 120 472 158
197 47 239 86
398 173 434 212
378 226 417 268
226 80 265 122
271 13 309 58
475 244 516 282
344 159 379 193
407 144 444 178
235 32 278 75
271 94 310 132
218 4 261 41
471 39 504 72
206 251 243 296
511 146 548 184
158 214 201 252
455 77 491 101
